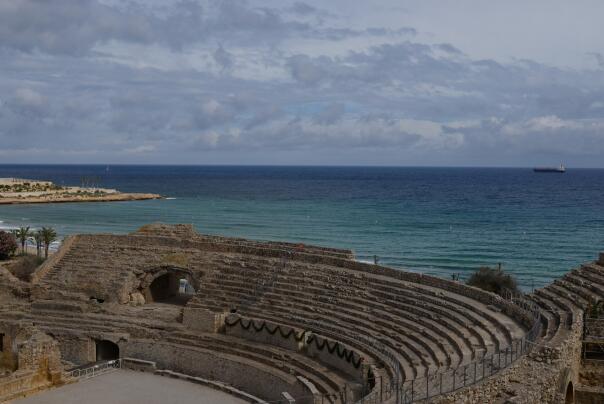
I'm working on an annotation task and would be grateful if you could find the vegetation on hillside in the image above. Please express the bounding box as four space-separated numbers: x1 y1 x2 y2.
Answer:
15 226 31 254
0 182 63 193
40 227 57 259
466 266 519 296
0 225 58 281
0 231 18 259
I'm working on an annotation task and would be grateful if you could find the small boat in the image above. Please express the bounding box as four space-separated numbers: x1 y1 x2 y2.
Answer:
533 164 566 173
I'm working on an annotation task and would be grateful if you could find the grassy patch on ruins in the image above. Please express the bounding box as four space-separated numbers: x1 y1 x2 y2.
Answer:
4 255 45 282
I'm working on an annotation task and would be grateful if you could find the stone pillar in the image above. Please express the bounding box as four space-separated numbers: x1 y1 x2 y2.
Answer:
598 252 604 266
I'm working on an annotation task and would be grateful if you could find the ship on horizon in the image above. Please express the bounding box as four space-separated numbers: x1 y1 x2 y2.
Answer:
533 164 566 173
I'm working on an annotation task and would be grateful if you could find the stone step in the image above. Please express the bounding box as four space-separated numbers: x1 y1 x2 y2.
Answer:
207 285 429 378
170 332 350 395
205 274 498 360
209 265 518 346
566 271 604 300
558 278 599 306
202 267 508 352
548 283 585 311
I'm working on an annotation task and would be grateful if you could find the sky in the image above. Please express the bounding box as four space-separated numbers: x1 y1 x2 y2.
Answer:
1 0 604 167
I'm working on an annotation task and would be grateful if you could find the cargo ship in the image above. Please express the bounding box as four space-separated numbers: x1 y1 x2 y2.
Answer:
533 164 566 173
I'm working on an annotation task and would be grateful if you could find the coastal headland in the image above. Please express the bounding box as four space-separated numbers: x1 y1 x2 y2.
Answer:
0 177 161 205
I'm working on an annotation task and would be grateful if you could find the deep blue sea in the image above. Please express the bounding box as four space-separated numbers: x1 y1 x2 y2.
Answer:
1 165 603 289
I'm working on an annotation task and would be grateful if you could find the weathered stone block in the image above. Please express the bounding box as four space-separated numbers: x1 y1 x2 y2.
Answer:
182 308 226 332
129 292 145 306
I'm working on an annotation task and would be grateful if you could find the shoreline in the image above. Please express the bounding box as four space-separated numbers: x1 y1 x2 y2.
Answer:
0 192 162 205
0 177 161 205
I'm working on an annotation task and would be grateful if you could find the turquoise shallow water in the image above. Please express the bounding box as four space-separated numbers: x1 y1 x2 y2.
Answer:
1 165 603 289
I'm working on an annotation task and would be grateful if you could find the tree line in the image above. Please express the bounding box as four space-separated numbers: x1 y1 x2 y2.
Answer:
0 226 57 260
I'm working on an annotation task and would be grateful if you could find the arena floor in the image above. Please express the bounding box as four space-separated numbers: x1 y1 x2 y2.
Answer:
12 370 246 404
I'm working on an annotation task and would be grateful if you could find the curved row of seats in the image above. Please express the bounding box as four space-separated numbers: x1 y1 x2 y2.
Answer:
528 261 604 345
29 229 541 403
187 253 527 387
25 306 349 403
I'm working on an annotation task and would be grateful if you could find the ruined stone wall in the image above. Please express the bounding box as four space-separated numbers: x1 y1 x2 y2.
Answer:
54 335 95 365
433 312 583 404
580 361 604 388
17 333 62 372
121 339 311 403
0 328 65 402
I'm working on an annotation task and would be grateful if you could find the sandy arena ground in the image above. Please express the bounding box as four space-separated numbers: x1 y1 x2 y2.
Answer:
12 370 246 404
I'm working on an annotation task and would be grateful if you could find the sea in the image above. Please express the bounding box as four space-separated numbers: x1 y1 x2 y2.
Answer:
1 165 603 290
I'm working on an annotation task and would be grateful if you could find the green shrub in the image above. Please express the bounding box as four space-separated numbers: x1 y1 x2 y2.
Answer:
466 266 519 296
0 231 18 260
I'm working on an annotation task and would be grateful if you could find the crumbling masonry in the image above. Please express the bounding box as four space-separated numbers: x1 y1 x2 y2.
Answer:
0 224 602 403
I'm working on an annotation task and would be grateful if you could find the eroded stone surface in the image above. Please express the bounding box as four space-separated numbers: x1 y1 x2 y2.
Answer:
0 223 602 403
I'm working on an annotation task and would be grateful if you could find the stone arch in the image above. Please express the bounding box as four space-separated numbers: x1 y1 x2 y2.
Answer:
558 368 575 404
95 340 119 361
564 381 574 404
140 266 198 305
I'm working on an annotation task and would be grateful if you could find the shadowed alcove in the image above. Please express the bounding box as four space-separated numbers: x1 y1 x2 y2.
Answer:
565 381 574 404
95 340 119 362
143 269 196 306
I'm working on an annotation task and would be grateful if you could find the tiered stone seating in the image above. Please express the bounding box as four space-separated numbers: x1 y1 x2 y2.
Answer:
25 307 348 402
188 254 526 384
165 332 352 400
529 261 604 345
23 225 540 403
527 294 561 341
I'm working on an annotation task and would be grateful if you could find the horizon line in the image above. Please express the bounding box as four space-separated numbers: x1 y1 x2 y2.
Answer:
1 163 604 169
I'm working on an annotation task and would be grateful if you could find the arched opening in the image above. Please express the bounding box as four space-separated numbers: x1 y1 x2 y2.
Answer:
95 340 119 362
565 382 574 404
145 271 196 305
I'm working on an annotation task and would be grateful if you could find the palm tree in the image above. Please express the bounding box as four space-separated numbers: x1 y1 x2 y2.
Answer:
41 227 57 259
34 230 43 258
15 226 31 255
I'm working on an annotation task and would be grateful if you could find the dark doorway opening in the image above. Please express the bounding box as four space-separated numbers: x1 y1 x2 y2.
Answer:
146 272 195 305
565 382 574 404
96 340 119 362
0 333 4 352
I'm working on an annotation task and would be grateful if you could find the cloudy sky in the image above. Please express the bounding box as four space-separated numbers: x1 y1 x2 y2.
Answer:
1 0 604 166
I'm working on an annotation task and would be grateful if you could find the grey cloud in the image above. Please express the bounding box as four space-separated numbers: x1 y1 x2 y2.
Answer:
0 0 156 55
286 55 329 85
10 88 49 117
436 43 463 55
244 106 285 130
2 1 604 166
194 99 234 129
291 2 317 15
195 115 424 151
314 103 345 125
0 0 417 57
588 52 604 69
213 45 235 71
0 0 312 55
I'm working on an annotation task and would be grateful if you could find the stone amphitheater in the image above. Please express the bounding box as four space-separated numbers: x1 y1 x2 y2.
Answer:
0 223 603 403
